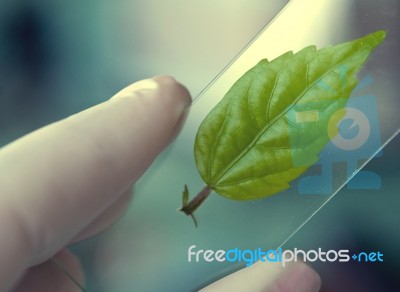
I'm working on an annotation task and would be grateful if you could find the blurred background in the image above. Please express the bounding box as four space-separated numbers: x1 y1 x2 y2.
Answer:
0 0 289 145
0 0 399 291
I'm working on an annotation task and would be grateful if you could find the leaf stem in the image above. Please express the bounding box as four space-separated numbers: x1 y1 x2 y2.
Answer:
180 185 212 227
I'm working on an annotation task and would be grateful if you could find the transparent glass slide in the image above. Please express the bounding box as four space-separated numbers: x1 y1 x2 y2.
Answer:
76 0 399 291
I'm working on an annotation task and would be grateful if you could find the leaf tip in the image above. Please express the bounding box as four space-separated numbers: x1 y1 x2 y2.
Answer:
365 30 387 48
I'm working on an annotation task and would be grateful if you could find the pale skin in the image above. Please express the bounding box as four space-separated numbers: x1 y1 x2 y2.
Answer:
0 76 321 291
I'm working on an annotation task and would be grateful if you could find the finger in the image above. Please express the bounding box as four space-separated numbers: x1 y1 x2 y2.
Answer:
200 261 321 292
12 249 84 292
71 185 133 243
0 76 191 288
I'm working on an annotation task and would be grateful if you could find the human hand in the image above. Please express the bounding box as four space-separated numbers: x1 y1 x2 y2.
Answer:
0 76 320 291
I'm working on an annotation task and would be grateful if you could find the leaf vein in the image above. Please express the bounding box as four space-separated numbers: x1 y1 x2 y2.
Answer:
213 54 356 185
207 100 232 183
246 83 260 129
217 167 301 188
265 70 280 124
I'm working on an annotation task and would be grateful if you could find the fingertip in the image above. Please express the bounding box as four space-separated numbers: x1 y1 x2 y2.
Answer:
113 75 192 112
151 75 179 85
111 76 192 147
277 262 321 292
150 75 192 112
201 261 321 292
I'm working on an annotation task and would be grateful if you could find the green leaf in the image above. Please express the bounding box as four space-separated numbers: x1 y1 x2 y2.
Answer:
194 30 386 200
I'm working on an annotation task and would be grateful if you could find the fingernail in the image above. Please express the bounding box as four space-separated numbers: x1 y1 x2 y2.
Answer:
151 75 192 109
111 79 161 100
111 76 192 144
149 76 192 144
